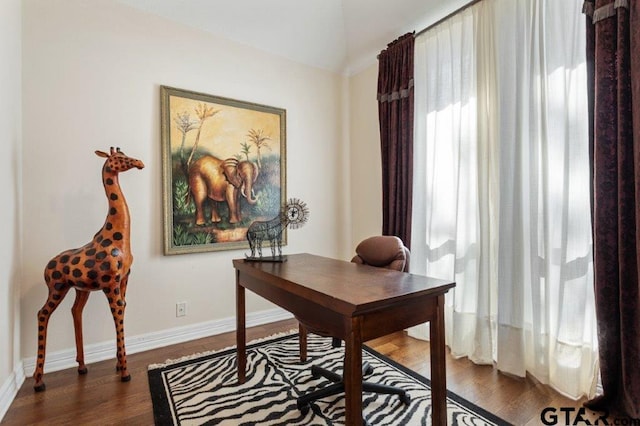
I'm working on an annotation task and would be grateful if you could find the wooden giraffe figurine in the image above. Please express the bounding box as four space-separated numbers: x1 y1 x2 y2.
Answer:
33 147 144 392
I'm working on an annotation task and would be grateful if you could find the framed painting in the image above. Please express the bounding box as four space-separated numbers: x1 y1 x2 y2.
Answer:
161 86 286 255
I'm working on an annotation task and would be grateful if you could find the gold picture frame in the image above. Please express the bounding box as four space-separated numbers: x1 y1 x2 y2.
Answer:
161 86 286 255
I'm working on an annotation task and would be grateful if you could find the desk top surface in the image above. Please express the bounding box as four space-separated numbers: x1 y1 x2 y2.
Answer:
233 253 455 314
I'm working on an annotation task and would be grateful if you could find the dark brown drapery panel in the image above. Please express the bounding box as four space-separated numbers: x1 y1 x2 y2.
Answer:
377 33 414 248
584 0 640 418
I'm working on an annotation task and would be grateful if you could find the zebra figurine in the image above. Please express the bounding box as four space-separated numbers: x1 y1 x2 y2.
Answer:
245 213 288 260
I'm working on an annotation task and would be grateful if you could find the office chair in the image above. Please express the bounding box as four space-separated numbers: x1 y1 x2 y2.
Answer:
296 236 411 415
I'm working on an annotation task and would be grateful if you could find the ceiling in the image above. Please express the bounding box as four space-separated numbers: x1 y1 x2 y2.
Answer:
117 0 471 75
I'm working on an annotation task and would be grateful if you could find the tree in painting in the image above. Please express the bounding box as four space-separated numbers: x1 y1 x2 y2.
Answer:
247 128 271 170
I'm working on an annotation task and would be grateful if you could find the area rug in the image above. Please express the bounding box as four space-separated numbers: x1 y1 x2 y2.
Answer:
148 332 510 425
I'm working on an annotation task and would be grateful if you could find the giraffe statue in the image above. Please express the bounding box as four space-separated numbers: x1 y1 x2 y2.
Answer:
32 147 144 392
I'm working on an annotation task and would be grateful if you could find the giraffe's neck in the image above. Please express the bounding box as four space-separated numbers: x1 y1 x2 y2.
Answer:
98 170 131 251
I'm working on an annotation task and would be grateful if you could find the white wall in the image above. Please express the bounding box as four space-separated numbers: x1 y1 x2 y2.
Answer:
348 64 383 245
21 0 347 361
0 0 23 418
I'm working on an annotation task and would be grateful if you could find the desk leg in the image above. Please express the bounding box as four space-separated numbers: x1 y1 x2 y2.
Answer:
236 272 246 384
430 294 447 425
299 323 307 362
344 317 363 426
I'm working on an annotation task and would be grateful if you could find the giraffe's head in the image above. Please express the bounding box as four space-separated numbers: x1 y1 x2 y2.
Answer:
96 147 145 173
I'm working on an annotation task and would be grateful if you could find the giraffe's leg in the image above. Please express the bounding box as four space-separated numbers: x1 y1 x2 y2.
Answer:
71 289 90 375
33 283 69 392
114 272 129 372
107 288 130 382
120 271 130 300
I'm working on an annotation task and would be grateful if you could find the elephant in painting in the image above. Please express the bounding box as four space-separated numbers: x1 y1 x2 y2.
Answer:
187 156 258 225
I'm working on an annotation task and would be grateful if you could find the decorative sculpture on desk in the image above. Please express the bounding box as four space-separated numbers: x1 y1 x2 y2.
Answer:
32 147 144 392
245 198 309 261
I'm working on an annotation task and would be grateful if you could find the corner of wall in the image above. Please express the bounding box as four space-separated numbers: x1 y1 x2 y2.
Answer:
347 64 383 248
338 74 353 258
0 0 23 421
0 362 25 422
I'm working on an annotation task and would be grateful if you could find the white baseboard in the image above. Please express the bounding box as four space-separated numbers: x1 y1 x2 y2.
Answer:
21 307 293 377
1 308 292 422
0 361 25 422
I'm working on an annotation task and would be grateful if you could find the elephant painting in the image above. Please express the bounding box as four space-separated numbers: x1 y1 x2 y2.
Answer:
187 156 258 225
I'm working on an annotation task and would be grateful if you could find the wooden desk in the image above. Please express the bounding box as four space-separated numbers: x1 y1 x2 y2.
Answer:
233 253 455 426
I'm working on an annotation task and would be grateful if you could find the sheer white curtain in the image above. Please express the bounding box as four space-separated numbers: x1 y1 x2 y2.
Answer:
409 0 598 399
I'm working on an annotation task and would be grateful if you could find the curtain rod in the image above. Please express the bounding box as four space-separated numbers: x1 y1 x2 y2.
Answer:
415 0 483 37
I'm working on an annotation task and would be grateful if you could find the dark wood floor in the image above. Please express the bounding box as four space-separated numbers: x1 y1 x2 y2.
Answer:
3 318 601 425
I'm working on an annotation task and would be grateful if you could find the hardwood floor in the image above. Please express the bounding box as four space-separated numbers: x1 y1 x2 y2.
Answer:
3 318 599 425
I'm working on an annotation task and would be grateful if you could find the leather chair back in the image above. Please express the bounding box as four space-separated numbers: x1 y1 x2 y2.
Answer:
350 236 410 273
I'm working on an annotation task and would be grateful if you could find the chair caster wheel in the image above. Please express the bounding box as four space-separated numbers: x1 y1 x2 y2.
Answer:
310 366 321 379
399 393 411 405
297 401 310 415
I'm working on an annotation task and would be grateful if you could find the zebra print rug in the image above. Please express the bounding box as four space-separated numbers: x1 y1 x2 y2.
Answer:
148 332 509 425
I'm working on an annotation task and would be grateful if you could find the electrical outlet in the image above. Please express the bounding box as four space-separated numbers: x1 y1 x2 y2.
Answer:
176 302 187 317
